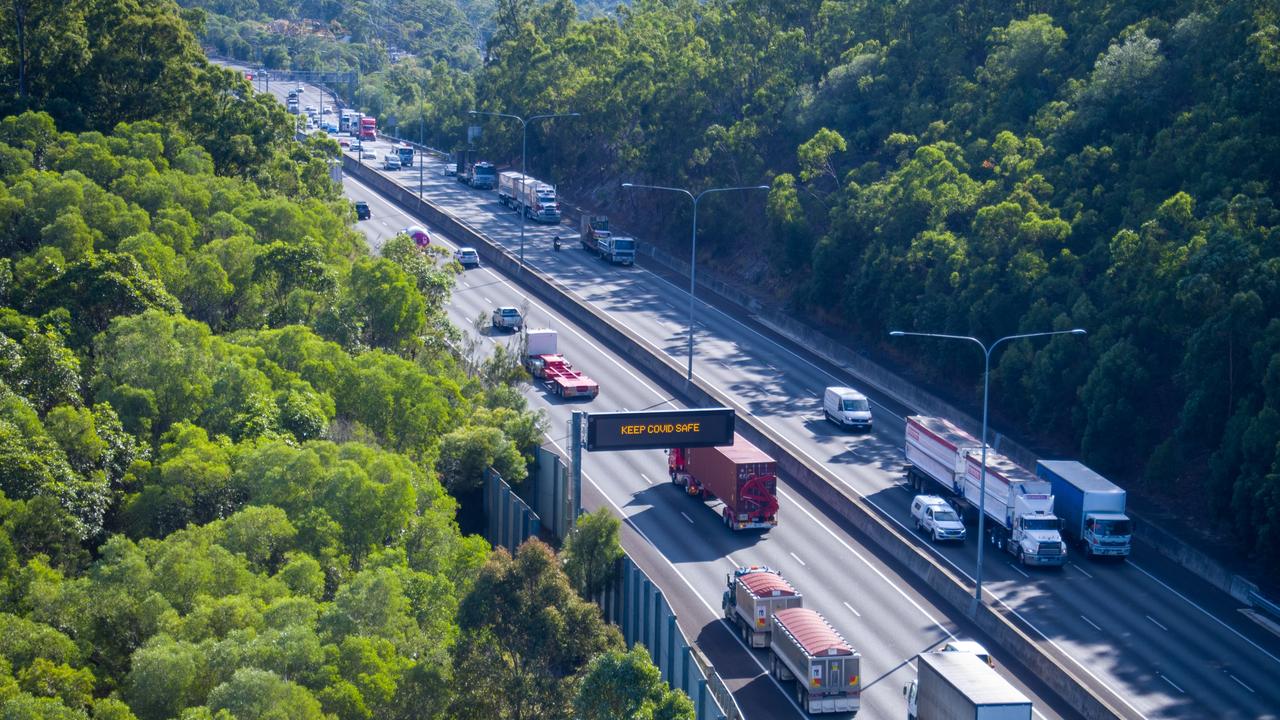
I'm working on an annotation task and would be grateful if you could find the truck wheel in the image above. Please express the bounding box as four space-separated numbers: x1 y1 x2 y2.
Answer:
723 509 732 529
796 684 806 711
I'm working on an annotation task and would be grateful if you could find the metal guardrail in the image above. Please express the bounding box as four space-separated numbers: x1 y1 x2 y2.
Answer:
1250 590 1280 622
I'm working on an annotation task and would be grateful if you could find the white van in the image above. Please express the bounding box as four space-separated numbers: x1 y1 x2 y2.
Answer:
823 386 873 430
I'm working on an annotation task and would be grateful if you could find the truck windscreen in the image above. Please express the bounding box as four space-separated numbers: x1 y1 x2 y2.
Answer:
1096 519 1131 535
1024 517 1060 530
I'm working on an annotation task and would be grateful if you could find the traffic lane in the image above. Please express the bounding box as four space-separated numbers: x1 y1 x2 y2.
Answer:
343 167 1077 717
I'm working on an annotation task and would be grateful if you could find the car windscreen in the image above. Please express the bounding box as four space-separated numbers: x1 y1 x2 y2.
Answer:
933 509 959 522
842 398 869 412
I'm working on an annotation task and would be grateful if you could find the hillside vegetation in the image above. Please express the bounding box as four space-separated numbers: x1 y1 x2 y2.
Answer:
419 0 1279 574
0 0 695 717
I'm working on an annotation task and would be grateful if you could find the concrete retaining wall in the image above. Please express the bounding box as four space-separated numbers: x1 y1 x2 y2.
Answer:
344 155 1126 719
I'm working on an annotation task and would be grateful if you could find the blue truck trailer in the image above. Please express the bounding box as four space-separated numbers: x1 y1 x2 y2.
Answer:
1036 460 1132 559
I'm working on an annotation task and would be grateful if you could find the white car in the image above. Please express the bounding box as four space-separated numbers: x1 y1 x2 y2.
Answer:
910 495 966 542
941 640 993 667
491 306 522 331
454 247 480 267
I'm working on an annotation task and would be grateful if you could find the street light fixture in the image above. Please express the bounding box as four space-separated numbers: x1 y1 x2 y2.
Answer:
888 327 1086 608
623 182 771 381
468 110 580 267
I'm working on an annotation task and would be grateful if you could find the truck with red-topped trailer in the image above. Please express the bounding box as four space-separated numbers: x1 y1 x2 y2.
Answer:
523 329 598 399
722 566 802 648
668 434 779 530
769 607 861 715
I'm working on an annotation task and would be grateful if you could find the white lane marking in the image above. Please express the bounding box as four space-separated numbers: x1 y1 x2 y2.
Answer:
542 434 807 718
1008 563 1030 578
789 552 806 567
1126 559 1280 667
641 473 652 485
843 601 861 618
1070 562 1094 579
681 512 695 525
1145 615 1168 632
483 297 492 304
463 282 471 287
776 488 955 640
1081 615 1102 631
1229 674 1254 693
1159 674 1184 693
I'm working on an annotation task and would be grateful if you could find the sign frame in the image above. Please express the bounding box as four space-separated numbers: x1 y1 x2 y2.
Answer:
586 408 735 451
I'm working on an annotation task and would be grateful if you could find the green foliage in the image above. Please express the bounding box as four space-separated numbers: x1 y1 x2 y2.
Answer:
452 539 623 720
574 646 695 720
562 508 623 599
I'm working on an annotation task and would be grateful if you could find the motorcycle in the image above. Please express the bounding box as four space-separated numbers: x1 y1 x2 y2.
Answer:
553 235 561 251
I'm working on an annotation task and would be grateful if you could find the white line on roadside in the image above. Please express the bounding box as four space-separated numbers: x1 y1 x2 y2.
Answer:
789 552 806 567
483 297 492 304
1146 615 1168 631
1159 674 1184 693
681 512 695 525
641 473 652 485
1008 563 1030 578
843 601 861 618
1229 674 1254 693
1070 563 1094 579
1126 559 1280 667
1081 615 1102 631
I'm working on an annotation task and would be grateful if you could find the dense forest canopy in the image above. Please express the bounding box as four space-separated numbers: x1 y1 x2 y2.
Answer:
196 0 1280 573
0 0 695 717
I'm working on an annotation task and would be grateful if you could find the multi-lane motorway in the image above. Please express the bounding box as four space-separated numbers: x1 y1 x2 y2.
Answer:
249 69 1280 719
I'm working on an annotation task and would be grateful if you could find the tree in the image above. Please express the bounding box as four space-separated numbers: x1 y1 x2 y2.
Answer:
573 647 694 720
435 426 525 493
452 539 622 720
561 508 623 599
205 668 327 720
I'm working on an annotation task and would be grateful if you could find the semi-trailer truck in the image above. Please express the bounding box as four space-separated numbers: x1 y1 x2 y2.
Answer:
668 434 779 530
498 172 561 222
359 116 377 141
904 416 1066 566
769 607 860 715
1036 460 1132 559
523 329 598 399
722 566 802 648
964 452 1066 567
904 651 1032 720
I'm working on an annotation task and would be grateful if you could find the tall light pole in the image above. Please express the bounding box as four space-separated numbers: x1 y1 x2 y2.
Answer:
468 110 579 266
889 328 1086 607
623 182 770 381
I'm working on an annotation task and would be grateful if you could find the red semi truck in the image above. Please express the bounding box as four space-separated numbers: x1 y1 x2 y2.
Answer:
669 434 779 530
359 116 377 141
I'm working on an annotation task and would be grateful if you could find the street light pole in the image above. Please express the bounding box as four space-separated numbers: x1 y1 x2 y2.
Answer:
623 183 770 381
468 110 579 267
889 328 1086 608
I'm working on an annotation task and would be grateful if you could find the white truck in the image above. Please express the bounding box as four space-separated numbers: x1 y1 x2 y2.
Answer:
721 566 802 648
497 171 561 223
580 215 636 265
1036 460 1132 559
904 652 1032 720
964 452 1066 567
769 608 860 715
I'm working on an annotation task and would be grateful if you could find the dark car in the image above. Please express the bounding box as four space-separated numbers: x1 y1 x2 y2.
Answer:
354 201 371 220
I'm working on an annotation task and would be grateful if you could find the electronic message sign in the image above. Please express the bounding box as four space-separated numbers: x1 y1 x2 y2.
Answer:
586 408 735 451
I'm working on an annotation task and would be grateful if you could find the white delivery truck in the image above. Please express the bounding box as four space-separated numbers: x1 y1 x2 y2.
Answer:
904 651 1032 720
721 566 802 648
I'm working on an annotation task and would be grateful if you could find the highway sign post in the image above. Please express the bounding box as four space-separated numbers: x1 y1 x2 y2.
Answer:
585 408 735 451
